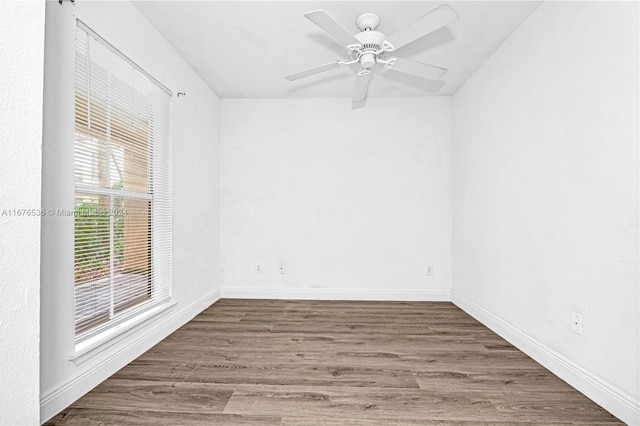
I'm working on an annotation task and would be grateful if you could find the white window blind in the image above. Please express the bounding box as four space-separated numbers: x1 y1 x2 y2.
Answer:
74 20 172 342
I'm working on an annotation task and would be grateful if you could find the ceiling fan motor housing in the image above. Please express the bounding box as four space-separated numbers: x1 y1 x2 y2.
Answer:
354 30 386 68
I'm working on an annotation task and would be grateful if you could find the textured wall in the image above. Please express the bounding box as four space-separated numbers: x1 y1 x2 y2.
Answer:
221 98 452 299
453 2 638 423
0 1 45 424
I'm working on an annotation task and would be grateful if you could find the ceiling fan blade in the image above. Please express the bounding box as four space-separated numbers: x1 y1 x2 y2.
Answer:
285 62 341 81
305 10 361 48
352 72 373 103
388 57 447 80
385 5 458 50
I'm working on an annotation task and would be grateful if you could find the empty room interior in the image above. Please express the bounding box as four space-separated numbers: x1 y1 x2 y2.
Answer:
1 0 639 425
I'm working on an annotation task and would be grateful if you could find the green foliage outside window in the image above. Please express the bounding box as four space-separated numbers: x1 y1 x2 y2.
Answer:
74 183 124 284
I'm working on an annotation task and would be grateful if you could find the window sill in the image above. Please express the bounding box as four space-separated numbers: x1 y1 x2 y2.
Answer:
70 299 177 365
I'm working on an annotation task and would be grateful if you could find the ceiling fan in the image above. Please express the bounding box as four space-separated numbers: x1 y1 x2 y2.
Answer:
284 5 458 104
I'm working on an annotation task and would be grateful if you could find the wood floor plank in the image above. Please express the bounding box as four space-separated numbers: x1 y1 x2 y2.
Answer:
282 419 617 426
175 321 274 333
335 348 541 373
190 312 246 323
45 408 281 426
49 299 623 425
151 334 492 358
223 384 508 422
413 369 576 393
271 321 439 335
70 380 236 413
485 391 622 423
186 361 420 388
157 331 491 349
284 418 622 426
239 312 483 324
109 359 198 382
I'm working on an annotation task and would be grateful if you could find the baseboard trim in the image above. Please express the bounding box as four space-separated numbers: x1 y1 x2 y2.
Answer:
220 287 451 301
40 288 220 424
451 290 640 426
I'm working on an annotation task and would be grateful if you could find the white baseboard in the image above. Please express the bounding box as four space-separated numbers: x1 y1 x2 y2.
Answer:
220 287 451 301
451 290 640 426
40 288 220 424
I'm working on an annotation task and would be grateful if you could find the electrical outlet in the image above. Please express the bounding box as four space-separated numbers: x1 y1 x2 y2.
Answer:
278 262 286 274
571 312 583 335
255 262 262 274
426 265 433 276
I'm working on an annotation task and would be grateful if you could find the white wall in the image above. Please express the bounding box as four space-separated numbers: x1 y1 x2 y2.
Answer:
452 2 639 423
0 1 45 424
40 1 220 422
221 98 452 300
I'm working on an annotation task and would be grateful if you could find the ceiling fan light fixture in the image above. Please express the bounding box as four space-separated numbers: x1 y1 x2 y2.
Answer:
360 52 376 68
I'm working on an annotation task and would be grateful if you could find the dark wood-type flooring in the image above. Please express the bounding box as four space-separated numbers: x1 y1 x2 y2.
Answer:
47 299 623 425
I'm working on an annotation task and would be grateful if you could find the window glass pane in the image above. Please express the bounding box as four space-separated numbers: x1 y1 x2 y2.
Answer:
75 133 108 188
74 193 111 333
111 126 149 193
114 198 151 314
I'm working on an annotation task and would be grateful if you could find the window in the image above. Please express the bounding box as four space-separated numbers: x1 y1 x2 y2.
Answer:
74 21 172 342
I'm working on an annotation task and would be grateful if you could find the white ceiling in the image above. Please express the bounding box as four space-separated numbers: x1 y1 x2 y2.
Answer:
133 1 541 99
